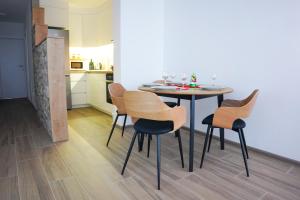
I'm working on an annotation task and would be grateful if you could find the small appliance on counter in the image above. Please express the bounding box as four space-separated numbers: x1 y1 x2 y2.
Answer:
71 61 83 69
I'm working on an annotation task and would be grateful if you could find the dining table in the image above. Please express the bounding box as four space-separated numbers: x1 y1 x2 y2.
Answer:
139 85 233 172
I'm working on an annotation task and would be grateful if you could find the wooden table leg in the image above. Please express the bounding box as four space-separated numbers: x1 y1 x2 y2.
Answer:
189 95 195 172
218 94 225 150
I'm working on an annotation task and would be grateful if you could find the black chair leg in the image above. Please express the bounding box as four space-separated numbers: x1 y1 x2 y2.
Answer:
139 133 145 152
207 127 214 152
238 129 249 177
121 131 138 175
137 132 141 151
121 115 127 137
200 126 211 168
241 129 249 159
147 133 151 158
106 114 119 147
156 135 161 190
176 130 184 168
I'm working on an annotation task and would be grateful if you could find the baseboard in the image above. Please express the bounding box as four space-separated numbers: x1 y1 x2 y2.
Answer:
181 126 300 166
71 104 89 109
89 104 112 116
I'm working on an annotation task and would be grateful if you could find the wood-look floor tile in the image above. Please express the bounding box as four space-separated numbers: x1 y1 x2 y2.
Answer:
116 177 158 200
0 177 20 200
16 135 40 161
18 159 55 200
31 127 53 148
56 131 126 199
225 143 293 173
180 173 244 200
51 177 90 200
261 193 282 200
2 100 300 200
288 165 300 177
40 146 71 181
0 144 17 178
0 131 9 146
194 154 244 177
195 168 265 200
238 169 300 200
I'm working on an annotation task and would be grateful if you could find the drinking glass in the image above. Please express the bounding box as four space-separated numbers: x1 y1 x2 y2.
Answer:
170 73 176 83
162 72 169 84
211 74 217 85
181 73 187 87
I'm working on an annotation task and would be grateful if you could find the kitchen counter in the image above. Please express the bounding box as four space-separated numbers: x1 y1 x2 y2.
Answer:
70 69 113 74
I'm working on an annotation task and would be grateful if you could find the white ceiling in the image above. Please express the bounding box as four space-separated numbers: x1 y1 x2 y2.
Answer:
0 0 30 23
69 0 107 9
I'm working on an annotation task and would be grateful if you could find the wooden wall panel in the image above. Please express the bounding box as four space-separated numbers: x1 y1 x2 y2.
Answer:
47 37 69 142
32 7 45 25
34 25 48 46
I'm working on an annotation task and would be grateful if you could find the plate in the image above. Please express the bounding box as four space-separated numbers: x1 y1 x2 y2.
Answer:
151 86 178 90
201 84 226 91
166 82 182 86
142 83 163 87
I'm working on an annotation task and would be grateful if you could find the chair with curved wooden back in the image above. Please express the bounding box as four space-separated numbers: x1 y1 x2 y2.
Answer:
106 83 128 147
121 91 186 190
200 90 259 177
153 80 179 108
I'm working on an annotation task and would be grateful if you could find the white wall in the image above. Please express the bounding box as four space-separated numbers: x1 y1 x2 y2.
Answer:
164 0 300 161
113 0 165 124
114 0 165 89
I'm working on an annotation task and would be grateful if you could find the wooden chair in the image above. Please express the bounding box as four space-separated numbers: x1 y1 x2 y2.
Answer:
153 80 179 107
200 90 259 177
106 83 128 147
138 80 181 153
122 91 186 190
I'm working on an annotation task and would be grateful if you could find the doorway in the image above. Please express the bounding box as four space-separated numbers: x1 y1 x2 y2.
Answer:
0 38 27 99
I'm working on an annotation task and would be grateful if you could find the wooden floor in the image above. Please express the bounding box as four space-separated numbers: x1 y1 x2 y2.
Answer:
1 99 300 200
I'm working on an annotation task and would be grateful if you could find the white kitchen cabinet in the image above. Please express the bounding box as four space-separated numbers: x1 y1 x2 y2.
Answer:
69 0 112 47
70 72 87 107
87 73 113 114
69 13 82 47
71 93 87 106
70 72 86 82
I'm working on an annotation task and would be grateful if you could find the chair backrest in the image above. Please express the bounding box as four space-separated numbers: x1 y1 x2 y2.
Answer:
213 89 259 129
124 91 187 131
123 91 169 119
108 83 126 98
108 83 127 114
238 89 259 118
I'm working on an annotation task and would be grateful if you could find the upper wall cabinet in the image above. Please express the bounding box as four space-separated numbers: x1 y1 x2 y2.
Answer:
40 0 69 28
69 13 83 47
69 0 112 47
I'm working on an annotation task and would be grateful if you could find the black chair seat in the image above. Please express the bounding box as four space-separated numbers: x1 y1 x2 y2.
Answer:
164 101 177 108
202 114 214 125
202 114 246 130
134 119 174 134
